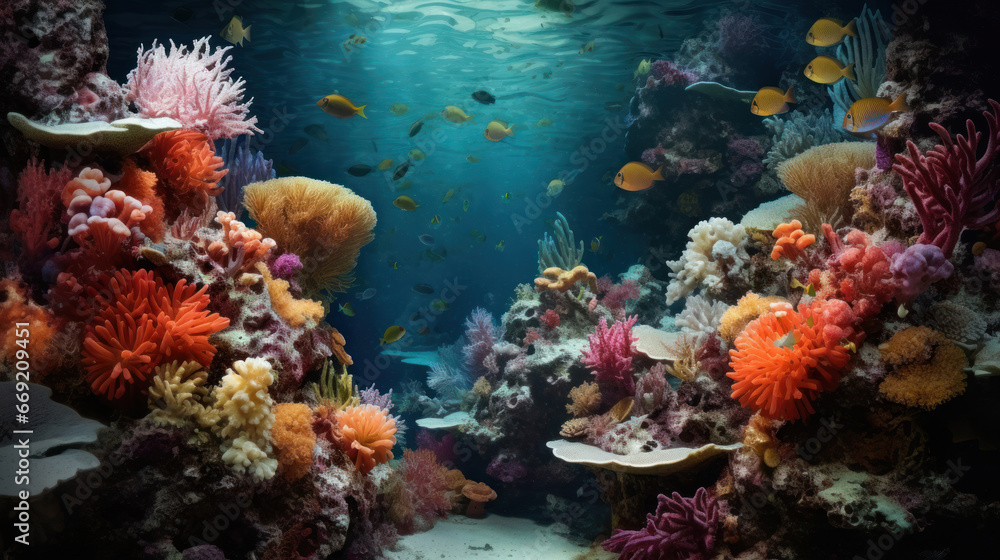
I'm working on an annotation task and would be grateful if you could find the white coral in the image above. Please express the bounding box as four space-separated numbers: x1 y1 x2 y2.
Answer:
212 357 277 480
665 218 748 305
675 295 728 335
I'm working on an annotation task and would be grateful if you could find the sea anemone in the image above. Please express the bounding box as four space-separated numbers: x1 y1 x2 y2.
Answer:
144 130 227 219
336 404 397 474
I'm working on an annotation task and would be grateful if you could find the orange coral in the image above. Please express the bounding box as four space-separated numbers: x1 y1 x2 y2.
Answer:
728 301 851 421
771 220 816 261
878 327 967 409
328 327 353 365
115 159 166 242
271 403 317 481
148 277 231 366
144 130 226 218
462 481 497 518
566 381 601 417
718 293 786 343
535 265 598 293
209 211 275 275
255 262 325 329
336 403 396 474
0 280 57 377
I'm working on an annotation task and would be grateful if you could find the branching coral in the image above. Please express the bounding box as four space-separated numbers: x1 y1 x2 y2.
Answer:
718 293 786 343
665 218 747 304
146 360 218 429
892 99 1000 257
582 316 638 404
9 160 71 265
400 448 450 527
115 158 166 242
125 36 260 139
463 307 498 379
271 403 316 481
244 176 377 296
771 220 816 261
566 381 602 417
208 211 275 276
336 404 396 474
878 327 967 409
602 487 720 560
728 301 851 421
778 142 876 233
144 130 227 219
212 357 278 479
675 294 727 336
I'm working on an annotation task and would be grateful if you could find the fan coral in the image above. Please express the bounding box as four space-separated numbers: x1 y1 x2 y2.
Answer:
892 99 1000 257
400 448 450 525
144 130 227 218
718 293 786 343
602 487 720 560
771 220 816 261
9 160 72 265
890 244 953 305
582 316 638 404
213 357 278 479
728 301 851 421
146 360 218 429
115 159 166 242
463 307 498 379
125 36 260 139
209 211 275 276
271 403 316 481
336 404 396 475
778 142 876 233
878 327 967 409
244 176 377 296
566 381 602 417
665 218 747 304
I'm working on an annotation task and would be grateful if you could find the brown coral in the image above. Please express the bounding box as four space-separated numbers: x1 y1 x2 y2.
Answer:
777 142 875 233
534 265 598 293
271 403 317 481
560 418 589 438
461 481 497 518
328 327 353 366
741 413 780 468
879 327 967 409
146 360 218 429
719 293 786 343
566 381 601 417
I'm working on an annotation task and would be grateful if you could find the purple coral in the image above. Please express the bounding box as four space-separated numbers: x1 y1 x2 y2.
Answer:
891 244 954 304
650 60 698 87
270 253 304 280
716 12 767 62
892 99 1000 257
486 452 528 483
602 487 721 560
582 316 638 404
125 36 261 140
463 307 499 379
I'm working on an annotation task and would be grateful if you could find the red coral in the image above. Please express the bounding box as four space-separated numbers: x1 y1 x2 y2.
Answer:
401 448 450 523
809 225 897 329
582 316 638 404
540 308 560 329
602 279 641 311
115 158 166 242
8 160 71 267
144 130 227 219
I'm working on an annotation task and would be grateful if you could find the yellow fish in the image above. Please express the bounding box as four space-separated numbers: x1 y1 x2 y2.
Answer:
536 118 553 127
496 240 505 252
634 59 651 80
441 106 475 124
790 278 817 297
843 94 909 134
431 299 449 311
750 86 796 116
393 196 420 211
317 94 367 119
408 148 426 161
430 215 441 225
380 325 406 345
546 179 565 196
614 162 664 192
803 56 856 84
220 16 251 47
485 121 515 142
442 189 455 203
392 261 399 270
389 103 409 115
466 155 481 163
806 18 858 47
463 200 470 212
338 302 355 316
579 41 595 54
501 192 511 202
377 158 394 170
590 236 602 252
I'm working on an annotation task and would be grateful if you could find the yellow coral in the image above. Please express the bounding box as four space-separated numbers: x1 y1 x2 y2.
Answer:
472 376 492 397
212 357 278 479
566 381 601 417
535 265 598 293
271 403 316 481
256 262 325 329
777 142 875 233
879 327 967 409
147 360 218 429
719 293 786 343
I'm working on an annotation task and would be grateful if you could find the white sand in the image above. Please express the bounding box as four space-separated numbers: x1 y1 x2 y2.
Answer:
390 515 613 559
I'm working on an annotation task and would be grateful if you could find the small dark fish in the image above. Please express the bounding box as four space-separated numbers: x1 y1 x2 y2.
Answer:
418 327 431 335
472 90 496 104
372 140 378 152
409 119 424 137
289 138 308 154
171 6 193 23
393 160 411 181
348 164 374 177
604 101 624 112
418 234 435 246
412 283 434 295
305 124 328 141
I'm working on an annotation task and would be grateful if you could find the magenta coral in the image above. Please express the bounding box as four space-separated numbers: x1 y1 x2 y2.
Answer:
125 36 261 140
650 60 698 87
582 316 638 403
890 244 953 304
892 99 1000 257
602 280 641 312
462 307 498 378
486 452 527 483
602 487 721 560
271 253 304 280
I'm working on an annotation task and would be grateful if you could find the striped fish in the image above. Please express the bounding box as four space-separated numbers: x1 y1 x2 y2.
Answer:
843 94 909 133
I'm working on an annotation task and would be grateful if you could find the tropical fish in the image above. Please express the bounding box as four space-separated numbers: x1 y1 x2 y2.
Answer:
318 94 367 119
418 234 435 246
579 41 595 54
412 283 434 295
750 86 796 116
442 189 455 202
343 34 366 51
408 149 426 161
790 278 817 297
430 215 441 225
843 94 909 133
466 155 481 163
803 56 856 84
393 196 419 211
304 124 328 142
389 103 409 115
547 179 565 196
614 162 664 191
356 288 377 300
634 58 651 80
220 16 251 46
495 240 505 252
536 118 553 127
409 119 424 137
392 261 399 270
442 106 475 124
393 160 411 181
472 91 496 104
501 192 511 202
806 18 858 47
377 158 394 170
463 200 470 212
590 236 602 252
348 164 374 177
396 180 413 191
289 138 308 154
338 302 355 316
485 121 515 142
380 325 406 345
431 299 449 311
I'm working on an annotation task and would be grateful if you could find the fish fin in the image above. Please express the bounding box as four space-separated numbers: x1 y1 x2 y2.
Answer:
842 62 856 81
651 166 665 181
784 85 797 104
844 19 858 38
244 25 251 42
507 124 516 137
356 105 368 119
467 114 475 123
888 93 909 113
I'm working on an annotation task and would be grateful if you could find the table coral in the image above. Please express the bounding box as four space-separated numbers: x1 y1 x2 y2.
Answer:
878 327 967 409
336 403 396 475
271 403 317 481
212 357 278 479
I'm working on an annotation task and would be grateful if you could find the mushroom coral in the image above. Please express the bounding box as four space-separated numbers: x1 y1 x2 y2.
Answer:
461 482 497 518
244 176 377 296
878 327 967 409
728 301 851 422
336 403 396 474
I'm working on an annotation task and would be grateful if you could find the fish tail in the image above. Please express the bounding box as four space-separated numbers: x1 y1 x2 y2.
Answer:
844 19 858 38
842 63 856 81
244 25 251 42
651 166 665 181
467 115 475 123
784 85 797 104
356 105 368 119
889 93 910 113
507 124 516 136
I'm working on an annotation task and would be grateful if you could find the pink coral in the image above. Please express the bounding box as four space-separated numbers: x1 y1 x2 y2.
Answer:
463 307 498 378
650 60 698 86
602 280 641 312
809 226 897 329
208 211 276 276
486 452 528 483
582 316 638 404
540 308 561 329
125 36 261 140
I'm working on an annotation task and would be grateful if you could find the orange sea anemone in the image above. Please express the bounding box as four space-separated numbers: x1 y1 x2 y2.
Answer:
115 159 166 242
771 220 816 261
144 130 226 218
728 301 851 421
336 403 396 474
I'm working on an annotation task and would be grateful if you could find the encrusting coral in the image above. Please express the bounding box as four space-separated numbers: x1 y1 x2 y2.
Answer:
271 403 317 481
212 357 278 479
878 327 967 409
255 262 324 329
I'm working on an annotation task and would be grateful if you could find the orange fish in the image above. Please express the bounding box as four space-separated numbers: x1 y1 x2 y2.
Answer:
843 94 909 133
751 86 796 116
614 162 664 191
